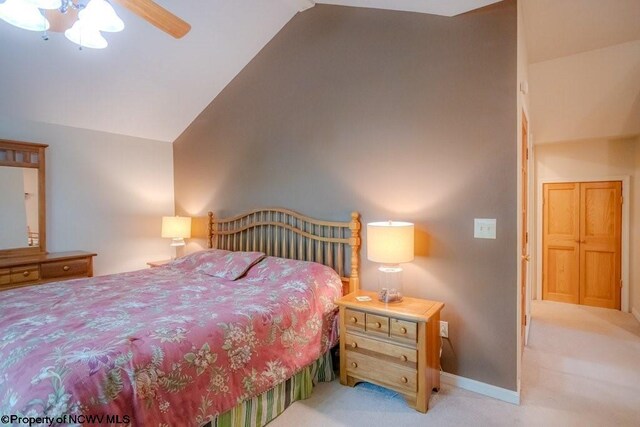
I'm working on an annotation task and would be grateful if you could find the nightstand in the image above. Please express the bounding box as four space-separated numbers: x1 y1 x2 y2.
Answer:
336 290 444 413
147 259 171 268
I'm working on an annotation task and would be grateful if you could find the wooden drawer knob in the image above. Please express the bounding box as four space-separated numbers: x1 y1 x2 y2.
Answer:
350 316 358 323
375 322 382 328
22 271 30 277
351 362 358 368
351 342 358 349
63 265 70 271
401 376 408 384
400 327 407 334
400 355 408 362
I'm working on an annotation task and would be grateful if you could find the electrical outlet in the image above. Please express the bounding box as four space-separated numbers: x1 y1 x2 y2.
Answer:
439 321 449 338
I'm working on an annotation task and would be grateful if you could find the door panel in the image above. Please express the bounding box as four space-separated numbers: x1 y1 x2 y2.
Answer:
547 186 579 236
579 182 621 309
583 251 614 300
545 246 579 303
543 183 580 303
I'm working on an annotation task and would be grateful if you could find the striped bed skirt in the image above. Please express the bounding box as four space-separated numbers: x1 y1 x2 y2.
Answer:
202 350 335 427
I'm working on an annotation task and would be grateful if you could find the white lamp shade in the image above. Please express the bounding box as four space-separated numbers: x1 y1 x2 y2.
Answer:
79 0 124 33
162 216 192 239
367 221 414 264
64 20 107 49
0 0 49 31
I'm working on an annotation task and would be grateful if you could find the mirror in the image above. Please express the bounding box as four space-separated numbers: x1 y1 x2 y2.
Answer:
0 140 47 257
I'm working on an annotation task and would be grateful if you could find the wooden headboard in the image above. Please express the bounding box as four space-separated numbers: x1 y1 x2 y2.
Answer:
208 208 361 295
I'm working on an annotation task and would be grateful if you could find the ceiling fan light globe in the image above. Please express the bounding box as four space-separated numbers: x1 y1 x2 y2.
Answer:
23 0 62 10
78 0 124 32
65 19 107 49
0 0 49 31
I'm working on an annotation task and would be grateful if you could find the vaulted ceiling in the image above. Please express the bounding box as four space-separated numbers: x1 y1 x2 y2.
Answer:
0 0 502 142
522 0 640 64
523 0 640 142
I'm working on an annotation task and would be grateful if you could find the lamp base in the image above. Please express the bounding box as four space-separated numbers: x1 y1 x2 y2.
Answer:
170 238 186 247
377 265 403 303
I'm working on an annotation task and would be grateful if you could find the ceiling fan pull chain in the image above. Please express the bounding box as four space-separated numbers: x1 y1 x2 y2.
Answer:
41 8 49 40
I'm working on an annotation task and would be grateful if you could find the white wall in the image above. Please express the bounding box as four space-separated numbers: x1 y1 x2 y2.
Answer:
534 137 638 312
529 40 640 143
0 167 28 249
0 117 175 275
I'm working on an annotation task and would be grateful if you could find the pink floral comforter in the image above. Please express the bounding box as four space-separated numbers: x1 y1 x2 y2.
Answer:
0 255 342 426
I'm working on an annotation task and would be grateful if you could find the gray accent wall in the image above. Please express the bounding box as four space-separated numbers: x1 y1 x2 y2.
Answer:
174 2 518 390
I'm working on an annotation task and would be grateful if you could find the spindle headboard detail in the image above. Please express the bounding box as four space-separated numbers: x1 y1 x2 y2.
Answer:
208 208 360 295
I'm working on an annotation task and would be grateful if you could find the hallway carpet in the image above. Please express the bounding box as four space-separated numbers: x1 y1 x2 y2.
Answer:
271 300 640 426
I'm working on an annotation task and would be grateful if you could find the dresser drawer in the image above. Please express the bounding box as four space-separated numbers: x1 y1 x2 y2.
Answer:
345 332 417 369
390 318 417 342
346 351 417 394
41 259 89 279
365 313 389 336
10 265 40 284
345 309 365 332
0 269 10 286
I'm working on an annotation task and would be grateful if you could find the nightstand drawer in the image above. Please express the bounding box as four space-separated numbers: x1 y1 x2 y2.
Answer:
346 351 417 394
390 318 417 342
345 309 365 332
365 313 389 335
345 332 417 368
0 269 10 286
41 259 89 279
10 265 40 284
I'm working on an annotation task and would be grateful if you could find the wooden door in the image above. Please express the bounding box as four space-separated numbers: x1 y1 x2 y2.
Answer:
542 181 622 309
579 182 622 309
520 113 529 343
543 183 580 304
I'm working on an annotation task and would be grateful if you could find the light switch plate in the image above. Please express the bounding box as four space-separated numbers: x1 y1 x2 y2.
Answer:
474 218 496 239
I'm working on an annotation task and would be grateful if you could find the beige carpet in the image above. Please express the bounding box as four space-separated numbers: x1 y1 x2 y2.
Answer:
271 300 640 426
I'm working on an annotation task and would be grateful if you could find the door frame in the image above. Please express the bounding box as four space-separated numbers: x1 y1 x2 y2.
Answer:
516 104 532 398
520 111 532 347
536 176 630 311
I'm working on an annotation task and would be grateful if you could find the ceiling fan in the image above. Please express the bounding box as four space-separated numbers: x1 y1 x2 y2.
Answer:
0 0 190 49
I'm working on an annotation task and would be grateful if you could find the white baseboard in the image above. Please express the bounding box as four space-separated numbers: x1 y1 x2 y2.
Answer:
632 307 640 324
441 372 520 405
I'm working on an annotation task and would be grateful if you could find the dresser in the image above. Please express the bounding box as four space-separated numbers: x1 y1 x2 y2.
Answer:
0 251 97 291
336 290 444 413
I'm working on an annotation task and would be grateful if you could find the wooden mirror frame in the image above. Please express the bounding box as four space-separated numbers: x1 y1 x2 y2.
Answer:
0 140 48 258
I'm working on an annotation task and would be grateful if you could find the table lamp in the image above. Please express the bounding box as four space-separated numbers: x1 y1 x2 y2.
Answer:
367 221 414 303
161 216 191 248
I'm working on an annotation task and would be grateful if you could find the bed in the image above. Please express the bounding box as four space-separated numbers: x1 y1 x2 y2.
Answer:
0 208 361 426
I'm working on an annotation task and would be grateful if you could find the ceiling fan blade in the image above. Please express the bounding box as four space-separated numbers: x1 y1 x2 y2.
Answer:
44 8 78 33
113 0 191 39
